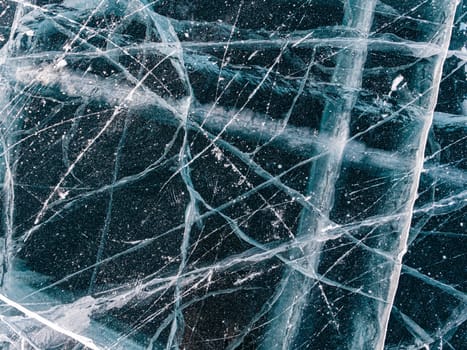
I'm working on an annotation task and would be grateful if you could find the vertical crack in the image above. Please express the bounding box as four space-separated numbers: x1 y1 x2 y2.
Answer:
260 0 378 348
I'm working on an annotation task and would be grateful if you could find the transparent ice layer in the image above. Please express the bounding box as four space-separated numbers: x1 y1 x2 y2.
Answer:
0 1 465 349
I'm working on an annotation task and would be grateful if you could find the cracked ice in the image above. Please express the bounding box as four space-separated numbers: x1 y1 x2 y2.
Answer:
0 0 465 349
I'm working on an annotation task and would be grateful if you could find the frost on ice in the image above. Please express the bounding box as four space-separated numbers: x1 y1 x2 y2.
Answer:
0 0 465 349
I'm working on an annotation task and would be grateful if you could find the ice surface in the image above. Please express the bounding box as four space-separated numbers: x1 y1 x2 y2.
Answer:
0 0 465 349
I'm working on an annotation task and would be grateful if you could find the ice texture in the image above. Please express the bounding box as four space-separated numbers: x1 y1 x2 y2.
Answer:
0 0 465 349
